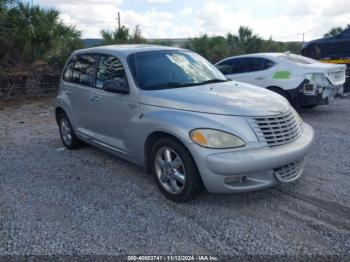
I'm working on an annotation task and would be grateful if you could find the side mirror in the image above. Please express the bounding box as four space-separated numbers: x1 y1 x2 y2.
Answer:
102 80 129 94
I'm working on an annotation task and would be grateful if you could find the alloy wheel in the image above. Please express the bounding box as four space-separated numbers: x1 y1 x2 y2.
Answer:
154 147 186 194
60 118 72 146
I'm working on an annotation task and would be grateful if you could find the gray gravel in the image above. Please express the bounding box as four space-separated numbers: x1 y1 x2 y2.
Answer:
0 97 350 257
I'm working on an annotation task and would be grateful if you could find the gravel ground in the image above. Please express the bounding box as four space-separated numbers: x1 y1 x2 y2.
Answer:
0 97 350 258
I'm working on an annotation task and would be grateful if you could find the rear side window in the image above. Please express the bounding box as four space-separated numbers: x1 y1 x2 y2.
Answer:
239 58 274 73
63 58 75 82
95 56 128 89
216 59 241 74
261 59 275 70
68 54 96 86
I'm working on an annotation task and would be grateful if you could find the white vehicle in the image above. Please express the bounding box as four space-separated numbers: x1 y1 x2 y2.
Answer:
215 52 346 108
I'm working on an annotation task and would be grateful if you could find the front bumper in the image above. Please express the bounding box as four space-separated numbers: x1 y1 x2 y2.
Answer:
189 123 314 193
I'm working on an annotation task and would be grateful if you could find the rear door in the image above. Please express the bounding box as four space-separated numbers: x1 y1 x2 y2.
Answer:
89 54 139 152
61 54 96 137
227 57 275 87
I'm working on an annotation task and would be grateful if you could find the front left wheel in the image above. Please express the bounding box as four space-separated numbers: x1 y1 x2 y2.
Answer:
150 137 203 202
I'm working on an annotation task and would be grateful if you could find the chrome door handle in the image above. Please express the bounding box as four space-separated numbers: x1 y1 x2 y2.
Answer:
90 95 100 102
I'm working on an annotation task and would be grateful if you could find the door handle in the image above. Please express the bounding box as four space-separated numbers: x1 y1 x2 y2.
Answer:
64 90 72 95
90 95 100 102
255 76 265 80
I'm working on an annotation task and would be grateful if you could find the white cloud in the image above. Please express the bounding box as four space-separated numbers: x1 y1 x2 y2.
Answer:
180 7 193 16
194 0 350 41
35 0 350 41
147 0 171 3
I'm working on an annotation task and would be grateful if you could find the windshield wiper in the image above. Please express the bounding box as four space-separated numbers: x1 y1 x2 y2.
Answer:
143 82 197 90
143 79 231 90
196 79 231 85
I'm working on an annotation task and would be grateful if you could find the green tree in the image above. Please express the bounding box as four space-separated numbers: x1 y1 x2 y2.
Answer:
148 39 172 46
0 0 16 48
324 27 344 37
261 37 285 52
324 25 350 37
101 25 130 45
227 26 263 55
1 1 82 66
185 26 303 63
45 23 83 66
101 25 146 45
184 35 230 63
131 25 145 43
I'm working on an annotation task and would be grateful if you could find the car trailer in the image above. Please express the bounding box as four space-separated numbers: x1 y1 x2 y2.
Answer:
320 58 350 93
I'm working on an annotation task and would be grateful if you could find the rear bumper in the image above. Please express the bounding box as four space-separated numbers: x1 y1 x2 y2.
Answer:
302 85 343 106
189 123 314 193
289 83 344 106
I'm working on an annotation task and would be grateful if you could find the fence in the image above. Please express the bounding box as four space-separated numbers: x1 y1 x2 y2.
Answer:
0 64 60 100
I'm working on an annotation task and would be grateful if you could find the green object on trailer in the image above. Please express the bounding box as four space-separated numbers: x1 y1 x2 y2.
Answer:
273 71 291 79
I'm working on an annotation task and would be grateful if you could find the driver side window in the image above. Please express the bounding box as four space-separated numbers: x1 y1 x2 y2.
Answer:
95 55 128 89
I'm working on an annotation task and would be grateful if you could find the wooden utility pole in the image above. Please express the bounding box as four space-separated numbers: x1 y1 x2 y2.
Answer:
117 12 121 30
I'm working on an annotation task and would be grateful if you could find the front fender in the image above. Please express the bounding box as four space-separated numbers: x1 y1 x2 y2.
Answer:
125 105 258 166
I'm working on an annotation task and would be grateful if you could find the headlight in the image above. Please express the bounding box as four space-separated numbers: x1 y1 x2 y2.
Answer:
189 129 245 149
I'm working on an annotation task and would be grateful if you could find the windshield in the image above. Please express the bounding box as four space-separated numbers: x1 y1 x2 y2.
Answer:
127 50 228 90
278 54 320 65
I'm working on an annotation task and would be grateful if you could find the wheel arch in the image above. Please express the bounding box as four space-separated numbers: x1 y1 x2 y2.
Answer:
55 107 66 125
144 131 193 173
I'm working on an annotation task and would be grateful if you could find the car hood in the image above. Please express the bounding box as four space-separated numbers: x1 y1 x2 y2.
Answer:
140 81 290 117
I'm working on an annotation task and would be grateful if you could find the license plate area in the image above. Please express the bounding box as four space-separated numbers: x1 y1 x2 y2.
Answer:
303 84 314 94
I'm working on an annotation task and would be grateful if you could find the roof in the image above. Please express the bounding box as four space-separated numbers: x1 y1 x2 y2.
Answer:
73 44 185 57
229 53 286 59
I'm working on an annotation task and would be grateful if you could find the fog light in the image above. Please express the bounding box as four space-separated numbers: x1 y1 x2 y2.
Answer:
224 176 245 184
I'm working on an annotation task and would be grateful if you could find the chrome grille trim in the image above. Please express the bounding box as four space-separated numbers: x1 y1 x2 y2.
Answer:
274 160 304 183
248 109 302 147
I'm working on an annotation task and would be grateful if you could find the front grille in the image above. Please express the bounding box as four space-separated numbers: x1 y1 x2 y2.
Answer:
274 160 304 183
248 109 301 147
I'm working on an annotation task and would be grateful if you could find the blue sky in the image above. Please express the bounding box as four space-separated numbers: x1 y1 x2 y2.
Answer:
31 0 350 41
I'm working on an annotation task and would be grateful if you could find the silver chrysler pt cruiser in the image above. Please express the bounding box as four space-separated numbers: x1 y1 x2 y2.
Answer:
55 45 314 202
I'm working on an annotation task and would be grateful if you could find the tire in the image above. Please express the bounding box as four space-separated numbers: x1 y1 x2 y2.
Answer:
305 45 321 60
150 137 203 202
57 112 81 150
